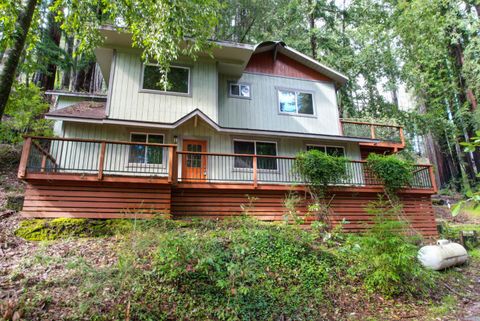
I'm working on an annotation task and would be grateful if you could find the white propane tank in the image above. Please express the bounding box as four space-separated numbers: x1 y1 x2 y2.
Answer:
418 239 469 271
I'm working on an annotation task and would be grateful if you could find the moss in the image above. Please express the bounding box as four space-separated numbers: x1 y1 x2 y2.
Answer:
15 218 135 241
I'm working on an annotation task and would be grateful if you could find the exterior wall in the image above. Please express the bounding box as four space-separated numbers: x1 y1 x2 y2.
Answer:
172 189 437 237
58 120 361 182
108 51 218 123
218 73 341 135
244 51 332 82
22 181 171 218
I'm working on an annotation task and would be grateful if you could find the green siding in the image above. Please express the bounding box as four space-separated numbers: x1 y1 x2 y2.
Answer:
218 73 341 135
109 51 218 123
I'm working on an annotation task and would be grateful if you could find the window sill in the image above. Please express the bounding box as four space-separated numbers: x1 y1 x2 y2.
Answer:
278 112 317 119
138 89 192 97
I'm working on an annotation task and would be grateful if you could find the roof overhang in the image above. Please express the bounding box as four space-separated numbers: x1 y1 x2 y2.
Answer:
94 26 348 84
46 108 378 144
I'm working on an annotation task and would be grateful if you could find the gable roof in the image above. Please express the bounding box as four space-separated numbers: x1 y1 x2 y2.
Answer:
95 27 348 87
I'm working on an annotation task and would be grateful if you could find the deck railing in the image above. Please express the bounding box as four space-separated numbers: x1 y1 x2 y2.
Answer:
18 136 177 181
18 137 435 191
340 120 405 145
177 151 435 190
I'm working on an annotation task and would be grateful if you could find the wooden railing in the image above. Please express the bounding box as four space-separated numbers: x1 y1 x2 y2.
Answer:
18 137 435 191
340 120 405 146
18 136 177 182
176 150 436 190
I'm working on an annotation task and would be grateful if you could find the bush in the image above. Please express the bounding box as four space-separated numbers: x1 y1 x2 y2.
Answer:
294 149 348 193
0 82 53 144
15 218 134 241
58 219 338 320
366 153 414 194
340 199 436 297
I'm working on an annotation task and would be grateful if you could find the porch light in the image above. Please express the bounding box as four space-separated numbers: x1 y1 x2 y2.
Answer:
173 135 178 144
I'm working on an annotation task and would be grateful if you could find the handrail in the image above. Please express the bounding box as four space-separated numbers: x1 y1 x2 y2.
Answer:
24 135 177 148
19 137 435 191
340 119 403 129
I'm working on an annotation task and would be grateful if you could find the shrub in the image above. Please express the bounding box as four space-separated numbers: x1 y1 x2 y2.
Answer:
0 82 53 144
340 199 436 297
59 219 338 320
366 153 414 196
294 149 348 195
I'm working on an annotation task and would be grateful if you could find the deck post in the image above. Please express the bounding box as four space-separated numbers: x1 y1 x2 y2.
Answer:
370 124 376 139
168 146 176 183
97 142 106 180
172 146 178 184
18 137 32 179
40 155 47 173
428 165 438 193
399 127 405 146
253 155 258 188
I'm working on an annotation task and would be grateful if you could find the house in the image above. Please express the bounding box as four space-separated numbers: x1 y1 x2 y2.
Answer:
17 27 438 236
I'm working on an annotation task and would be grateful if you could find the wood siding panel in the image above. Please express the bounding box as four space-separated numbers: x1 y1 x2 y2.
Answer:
171 188 437 237
218 73 342 135
109 52 218 123
245 52 332 82
22 182 171 218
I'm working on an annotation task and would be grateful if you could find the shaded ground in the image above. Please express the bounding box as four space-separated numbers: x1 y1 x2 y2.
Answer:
0 212 479 320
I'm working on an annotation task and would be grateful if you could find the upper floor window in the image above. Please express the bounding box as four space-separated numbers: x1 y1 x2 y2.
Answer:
142 64 190 94
229 82 251 99
278 89 314 115
306 145 345 157
129 133 164 164
233 140 277 170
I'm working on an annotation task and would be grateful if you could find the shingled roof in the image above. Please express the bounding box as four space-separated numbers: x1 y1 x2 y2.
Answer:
47 101 107 120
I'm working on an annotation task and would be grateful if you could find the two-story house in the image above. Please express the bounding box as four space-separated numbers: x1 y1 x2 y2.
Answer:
18 27 438 236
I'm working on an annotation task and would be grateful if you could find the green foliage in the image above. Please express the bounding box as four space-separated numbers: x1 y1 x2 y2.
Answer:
366 153 414 194
50 0 222 82
341 199 435 297
58 219 338 320
15 218 134 241
0 83 52 144
294 149 348 196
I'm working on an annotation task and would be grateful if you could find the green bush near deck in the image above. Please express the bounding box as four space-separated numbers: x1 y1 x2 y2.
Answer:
15 218 134 241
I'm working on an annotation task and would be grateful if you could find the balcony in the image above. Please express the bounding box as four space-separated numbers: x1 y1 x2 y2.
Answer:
18 136 435 193
340 120 405 151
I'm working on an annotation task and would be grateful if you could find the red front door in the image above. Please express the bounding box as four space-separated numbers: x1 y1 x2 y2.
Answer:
182 139 207 181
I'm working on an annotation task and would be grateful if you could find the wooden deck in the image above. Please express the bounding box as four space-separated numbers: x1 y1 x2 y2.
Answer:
18 136 438 236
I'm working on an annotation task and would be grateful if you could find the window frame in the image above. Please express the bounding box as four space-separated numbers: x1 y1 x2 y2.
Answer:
139 63 191 96
276 87 316 117
128 132 166 166
305 144 346 157
233 139 278 171
228 81 252 99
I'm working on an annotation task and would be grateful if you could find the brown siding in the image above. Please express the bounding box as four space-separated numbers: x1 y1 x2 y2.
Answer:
21 181 436 237
22 181 171 218
171 188 437 237
245 52 332 82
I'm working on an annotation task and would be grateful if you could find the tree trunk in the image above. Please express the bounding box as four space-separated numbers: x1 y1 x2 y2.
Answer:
307 0 317 59
0 0 38 120
61 36 74 90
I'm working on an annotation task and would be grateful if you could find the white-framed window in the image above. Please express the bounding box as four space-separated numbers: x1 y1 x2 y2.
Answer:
278 89 314 115
229 82 251 98
141 64 190 94
129 133 165 164
233 140 277 170
306 144 345 157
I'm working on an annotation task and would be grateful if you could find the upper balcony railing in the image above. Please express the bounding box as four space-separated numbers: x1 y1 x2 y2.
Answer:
19 136 435 191
340 120 405 148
